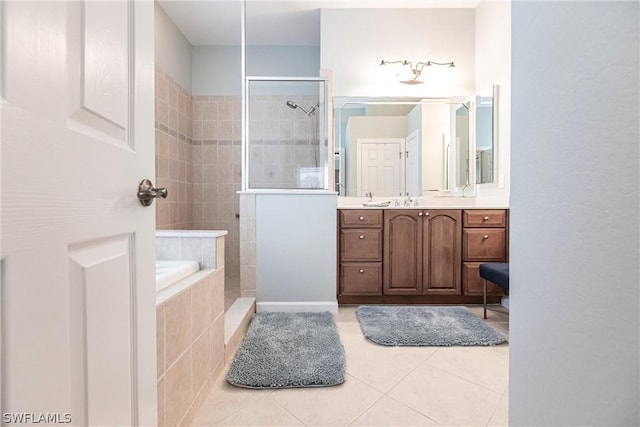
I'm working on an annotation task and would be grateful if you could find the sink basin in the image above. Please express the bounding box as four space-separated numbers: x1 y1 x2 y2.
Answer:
363 200 391 207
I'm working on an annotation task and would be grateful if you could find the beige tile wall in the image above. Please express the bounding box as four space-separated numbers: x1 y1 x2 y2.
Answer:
154 66 241 279
247 95 320 189
155 65 194 230
156 267 225 427
192 96 242 278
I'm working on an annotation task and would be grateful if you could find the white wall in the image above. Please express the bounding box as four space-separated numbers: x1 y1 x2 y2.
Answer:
510 2 639 426
320 9 475 98
475 0 510 197
154 2 192 91
192 45 320 96
192 46 241 96
255 193 338 313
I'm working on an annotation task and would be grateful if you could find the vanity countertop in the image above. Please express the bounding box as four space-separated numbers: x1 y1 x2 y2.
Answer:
337 196 509 210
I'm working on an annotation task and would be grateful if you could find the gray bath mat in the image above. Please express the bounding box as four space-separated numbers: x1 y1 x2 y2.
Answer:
226 311 346 389
356 305 506 346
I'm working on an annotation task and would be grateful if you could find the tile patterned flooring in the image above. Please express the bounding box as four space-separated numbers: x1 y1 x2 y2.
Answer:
192 306 509 427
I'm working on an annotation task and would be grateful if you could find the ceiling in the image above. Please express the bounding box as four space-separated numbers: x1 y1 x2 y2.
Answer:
157 0 481 46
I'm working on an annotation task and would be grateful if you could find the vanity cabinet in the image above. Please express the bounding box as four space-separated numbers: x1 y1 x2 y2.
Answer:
338 210 383 296
462 209 508 296
338 208 508 304
383 209 461 296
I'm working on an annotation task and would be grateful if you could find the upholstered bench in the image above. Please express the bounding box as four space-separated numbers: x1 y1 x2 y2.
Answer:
479 262 509 319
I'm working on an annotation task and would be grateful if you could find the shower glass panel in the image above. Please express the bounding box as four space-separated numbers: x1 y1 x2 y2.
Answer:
245 78 328 190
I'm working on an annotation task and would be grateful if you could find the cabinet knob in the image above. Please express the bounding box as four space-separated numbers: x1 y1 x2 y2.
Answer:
359 269 365 274
359 216 365 221
418 212 423 217
424 212 430 216
359 235 365 239
483 216 490 221
483 235 489 239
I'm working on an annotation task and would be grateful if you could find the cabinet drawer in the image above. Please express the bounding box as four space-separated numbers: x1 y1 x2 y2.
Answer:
340 263 382 295
463 210 506 228
340 209 383 228
462 262 506 296
340 229 382 261
463 229 506 260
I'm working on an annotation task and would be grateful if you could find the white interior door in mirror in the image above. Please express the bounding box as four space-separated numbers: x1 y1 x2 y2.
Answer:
1 1 157 425
356 138 405 197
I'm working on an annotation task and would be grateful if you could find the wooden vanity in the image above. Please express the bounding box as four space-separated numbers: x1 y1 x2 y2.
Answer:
337 208 509 305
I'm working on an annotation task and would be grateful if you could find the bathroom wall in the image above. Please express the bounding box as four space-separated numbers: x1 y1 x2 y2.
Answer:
320 8 476 98
155 2 194 231
191 95 242 277
510 2 639 425
155 66 194 230
155 2 192 91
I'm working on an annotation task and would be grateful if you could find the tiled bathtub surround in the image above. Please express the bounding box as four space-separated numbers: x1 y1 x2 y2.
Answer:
191 95 242 278
155 65 194 230
156 232 226 427
156 230 226 270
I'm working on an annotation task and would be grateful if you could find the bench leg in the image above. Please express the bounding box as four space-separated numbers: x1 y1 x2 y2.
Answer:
483 278 488 319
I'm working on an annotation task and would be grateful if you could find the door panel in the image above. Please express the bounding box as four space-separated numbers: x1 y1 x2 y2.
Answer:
68 235 134 427
357 139 404 197
68 1 131 144
1 1 156 425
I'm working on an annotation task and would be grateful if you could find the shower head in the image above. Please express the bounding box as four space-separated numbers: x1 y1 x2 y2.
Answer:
285 100 318 116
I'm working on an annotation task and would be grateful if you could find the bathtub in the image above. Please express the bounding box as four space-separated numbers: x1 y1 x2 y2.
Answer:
155 260 200 292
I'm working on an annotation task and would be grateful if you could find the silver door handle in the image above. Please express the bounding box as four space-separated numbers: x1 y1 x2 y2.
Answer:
137 179 167 206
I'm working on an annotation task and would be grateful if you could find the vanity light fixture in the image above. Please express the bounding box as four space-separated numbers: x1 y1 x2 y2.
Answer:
380 59 455 85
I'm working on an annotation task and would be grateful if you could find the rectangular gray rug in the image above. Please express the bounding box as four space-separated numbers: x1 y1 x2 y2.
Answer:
356 305 506 346
226 311 346 389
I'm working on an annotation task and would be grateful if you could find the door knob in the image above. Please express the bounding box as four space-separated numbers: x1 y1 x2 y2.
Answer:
137 179 168 206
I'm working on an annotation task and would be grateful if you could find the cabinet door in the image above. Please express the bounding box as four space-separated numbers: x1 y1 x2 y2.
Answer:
383 210 423 295
422 210 462 295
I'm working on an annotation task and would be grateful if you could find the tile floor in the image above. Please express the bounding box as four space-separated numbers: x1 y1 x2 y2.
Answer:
192 306 509 427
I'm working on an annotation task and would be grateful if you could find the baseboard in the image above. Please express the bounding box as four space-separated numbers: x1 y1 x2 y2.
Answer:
256 301 339 314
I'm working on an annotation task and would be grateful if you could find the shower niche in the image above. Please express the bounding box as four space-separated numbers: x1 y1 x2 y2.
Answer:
245 78 329 190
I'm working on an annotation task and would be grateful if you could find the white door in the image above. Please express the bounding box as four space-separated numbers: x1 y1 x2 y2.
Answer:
356 138 405 197
1 1 157 426
405 130 420 197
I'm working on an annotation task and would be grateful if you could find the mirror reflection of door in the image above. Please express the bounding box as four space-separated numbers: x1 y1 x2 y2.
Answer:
356 138 405 197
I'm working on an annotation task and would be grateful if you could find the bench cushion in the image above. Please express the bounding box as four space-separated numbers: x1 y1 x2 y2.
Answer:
479 263 509 290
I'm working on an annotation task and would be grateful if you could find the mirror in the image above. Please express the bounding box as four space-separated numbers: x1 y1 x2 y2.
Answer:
475 85 498 184
334 97 472 197
456 102 470 188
